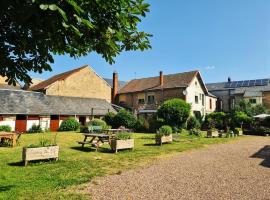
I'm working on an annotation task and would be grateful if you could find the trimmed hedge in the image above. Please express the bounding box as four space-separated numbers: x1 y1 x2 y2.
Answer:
58 118 80 131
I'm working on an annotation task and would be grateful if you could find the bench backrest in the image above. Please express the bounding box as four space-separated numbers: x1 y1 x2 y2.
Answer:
88 126 103 133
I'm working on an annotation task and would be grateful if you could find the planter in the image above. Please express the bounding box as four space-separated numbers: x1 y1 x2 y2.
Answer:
22 145 59 166
155 134 173 145
207 130 219 138
110 139 134 153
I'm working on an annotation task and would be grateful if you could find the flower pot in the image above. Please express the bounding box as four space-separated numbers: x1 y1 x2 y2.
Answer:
22 145 59 166
207 130 219 138
110 139 134 153
155 134 173 145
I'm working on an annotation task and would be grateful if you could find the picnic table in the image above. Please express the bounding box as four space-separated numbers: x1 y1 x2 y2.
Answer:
78 133 110 151
105 128 131 134
0 132 21 147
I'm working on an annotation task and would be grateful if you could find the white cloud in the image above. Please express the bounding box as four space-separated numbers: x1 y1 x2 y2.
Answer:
204 66 216 70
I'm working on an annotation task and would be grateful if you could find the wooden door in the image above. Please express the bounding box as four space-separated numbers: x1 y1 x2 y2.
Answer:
50 120 59 131
79 116 86 125
15 115 27 132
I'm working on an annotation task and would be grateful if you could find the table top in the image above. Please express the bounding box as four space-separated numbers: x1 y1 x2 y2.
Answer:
83 133 109 138
0 132 16 136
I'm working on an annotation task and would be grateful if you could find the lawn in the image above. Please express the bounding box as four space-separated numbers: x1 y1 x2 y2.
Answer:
0 132 239 200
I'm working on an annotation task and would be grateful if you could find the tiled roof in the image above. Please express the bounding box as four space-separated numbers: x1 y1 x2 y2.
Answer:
118 71 199 94
0 89 115 115
30 65 88 91
104 78 126 90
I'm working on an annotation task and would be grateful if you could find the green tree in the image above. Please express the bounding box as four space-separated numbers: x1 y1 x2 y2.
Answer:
112 109 137 129
234 100 266 116
230 111 252 128
157 98 191 128
0 0 151 85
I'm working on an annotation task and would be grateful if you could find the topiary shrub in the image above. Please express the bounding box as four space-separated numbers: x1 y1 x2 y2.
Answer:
28 125 43 133
112 109 137 129
187 116 201 130
103 112 116 126
0 125 12 132
157 98 191 128
58 118 80 131
88 118 108 129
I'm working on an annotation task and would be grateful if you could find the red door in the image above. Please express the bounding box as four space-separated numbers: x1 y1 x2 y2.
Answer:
15 115 27 132
50 120 59 132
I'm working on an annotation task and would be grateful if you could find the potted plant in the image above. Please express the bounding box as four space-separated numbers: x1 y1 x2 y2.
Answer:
110 132 134 153
234 127 243 136
22 134 59 166
207 128 219 138
155 125 173 145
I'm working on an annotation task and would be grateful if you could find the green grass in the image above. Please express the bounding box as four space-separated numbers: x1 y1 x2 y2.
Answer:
0 132 239 200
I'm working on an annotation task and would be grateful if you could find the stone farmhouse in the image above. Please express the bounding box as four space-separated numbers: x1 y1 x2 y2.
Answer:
206 77 270 112
113 70 217 118
0 65 116 132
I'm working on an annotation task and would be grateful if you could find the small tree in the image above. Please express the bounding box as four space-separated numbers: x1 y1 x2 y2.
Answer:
204 112 227 130
112 109 137 129
230 111 252 129
234 100 266 117
58 118 80 131
103 112 116 126
157 98 191 128
187 116 201 130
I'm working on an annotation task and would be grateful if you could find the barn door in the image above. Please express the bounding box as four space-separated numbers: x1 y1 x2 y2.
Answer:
15 115 27 132
50 115 59 132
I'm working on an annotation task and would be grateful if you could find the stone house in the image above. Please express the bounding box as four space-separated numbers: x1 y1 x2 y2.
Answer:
206 78 270 112
113 70 217 117
30 65 112 102
0 89 115 132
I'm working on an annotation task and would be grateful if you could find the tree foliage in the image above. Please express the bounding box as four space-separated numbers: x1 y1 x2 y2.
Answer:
0 0 151 85
234 100 266 117
157 98 191 128
58 118 80 131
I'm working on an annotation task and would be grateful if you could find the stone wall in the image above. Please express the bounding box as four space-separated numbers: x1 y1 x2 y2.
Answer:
46 67 112 102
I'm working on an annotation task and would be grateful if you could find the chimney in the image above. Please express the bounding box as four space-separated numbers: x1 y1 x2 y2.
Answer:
112 71 118 103
159 71 164 86
228 77 231 82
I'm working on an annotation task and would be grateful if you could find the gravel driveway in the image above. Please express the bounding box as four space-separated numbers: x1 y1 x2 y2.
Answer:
88 136 270 200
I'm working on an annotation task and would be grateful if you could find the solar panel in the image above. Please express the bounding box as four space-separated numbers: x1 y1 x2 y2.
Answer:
255 79 262 86
249 80 256 87
262 79 269 86
230 81 237 88
242 80 249 87
236 81 243 87
225 82 231 88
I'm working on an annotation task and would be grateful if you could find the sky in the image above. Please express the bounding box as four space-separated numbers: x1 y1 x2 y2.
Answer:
30 0 270 83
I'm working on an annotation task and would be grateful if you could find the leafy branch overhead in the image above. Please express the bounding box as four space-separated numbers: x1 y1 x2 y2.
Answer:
0 0 152 85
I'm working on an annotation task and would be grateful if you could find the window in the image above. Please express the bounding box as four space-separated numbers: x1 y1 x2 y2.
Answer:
147 95 155 104
249 99 256 104
138 98 145 104
202 94 205 106
16 115 27 120
195 96 199 104
51 115 59 120
210 99 212 109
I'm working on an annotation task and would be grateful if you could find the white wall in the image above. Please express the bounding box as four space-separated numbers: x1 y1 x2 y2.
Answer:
27 120 40 131
0 120 15 131
186 76 206 116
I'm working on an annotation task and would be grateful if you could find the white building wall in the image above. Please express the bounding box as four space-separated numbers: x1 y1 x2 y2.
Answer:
0 120 16 131
186 76 206 116
206 96 217 113
27 120 40 131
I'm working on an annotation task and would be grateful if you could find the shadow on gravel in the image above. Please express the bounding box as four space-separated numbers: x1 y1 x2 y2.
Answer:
251 145 270 168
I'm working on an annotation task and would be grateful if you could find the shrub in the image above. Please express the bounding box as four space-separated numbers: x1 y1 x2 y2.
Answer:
28 125 43 133
133 118 145 132
88 118 108 129
230 111 252 129
158 125 172 136
115 132 131 140
157 98 191 128
0 125 12 132
58 118 80 131
187 116 201 130
189 128 202 137
80 125 89 133
262 116 270 128
103 112 116 126
234 100 267 116
204 112 227 130
112 109 137 129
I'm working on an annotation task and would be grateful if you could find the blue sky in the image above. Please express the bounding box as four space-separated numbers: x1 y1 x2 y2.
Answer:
30 0 270 83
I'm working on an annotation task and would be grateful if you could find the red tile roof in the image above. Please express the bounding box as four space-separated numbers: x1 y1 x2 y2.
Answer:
118 70 200 94
30 65 88 91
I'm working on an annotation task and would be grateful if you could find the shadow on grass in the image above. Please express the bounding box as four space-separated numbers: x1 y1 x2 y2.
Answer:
70 146 96 152
8 159 58 167
250 145 270 168
0 185 14 192
143 143 159 146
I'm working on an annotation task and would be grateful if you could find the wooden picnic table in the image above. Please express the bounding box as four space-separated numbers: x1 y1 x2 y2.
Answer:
78 133 110 151
104 128 131 134
0 132 20 147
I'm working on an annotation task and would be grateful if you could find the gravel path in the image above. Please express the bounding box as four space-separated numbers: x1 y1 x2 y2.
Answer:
88 136 270 200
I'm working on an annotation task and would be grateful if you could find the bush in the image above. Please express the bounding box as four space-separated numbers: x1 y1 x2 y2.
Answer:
158 125 172 136
103 112 116 126
112 109 137 129
80 125 89 133
157 98 191 128
0 125 11 132
88 118 108 129
28 125 43 133
230 111 252 129
234 100 267 116
133 118 145 132
58 118 80 131
262 116 270 128
115 132 131 140
187 116 201 130
189 128 202 137
204 112 227 130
